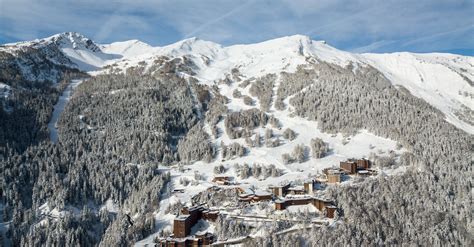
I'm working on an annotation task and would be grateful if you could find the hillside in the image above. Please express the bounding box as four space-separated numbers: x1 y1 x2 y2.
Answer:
0 33 472 246
2 33 472 134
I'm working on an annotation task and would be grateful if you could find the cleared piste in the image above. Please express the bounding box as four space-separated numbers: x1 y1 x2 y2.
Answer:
48 79 84 143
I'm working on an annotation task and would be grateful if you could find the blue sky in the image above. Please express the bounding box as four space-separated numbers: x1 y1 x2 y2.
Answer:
1 0 473 55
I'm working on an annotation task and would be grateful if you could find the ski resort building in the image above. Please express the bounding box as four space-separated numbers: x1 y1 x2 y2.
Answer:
173 206 219 238
238 190 273 203
303 180 316 194
157 232 215 247
340 158 372 174
356 158 371 170
269 183 291 197
274 197 337 218
324 168 342 184
325 205 337 218
212 176 233 185
268 180 316 198
286 187 306 195
340 160 358 174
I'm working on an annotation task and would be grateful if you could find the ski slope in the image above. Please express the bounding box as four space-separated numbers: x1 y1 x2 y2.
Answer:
3 32 472 133
48 79 84 143
363 52 474 134
86 34 474 134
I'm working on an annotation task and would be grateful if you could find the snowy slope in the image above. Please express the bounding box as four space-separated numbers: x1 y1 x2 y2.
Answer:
196 35 360 82
362 52 474 133
103 35 361 83
2 33 472 133
100 40 155 57
48 79 84 143
101 35 472 133
0 32 151 71
5 33 471 245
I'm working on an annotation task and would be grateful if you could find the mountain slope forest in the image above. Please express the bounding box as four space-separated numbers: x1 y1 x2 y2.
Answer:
0 33 472 246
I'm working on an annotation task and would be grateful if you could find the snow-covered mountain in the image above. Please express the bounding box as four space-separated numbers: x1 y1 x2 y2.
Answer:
2 32 472 246
105 35 474 134
100 39 154 57
1 32 120 72
363 53 473 133
1 32 473 133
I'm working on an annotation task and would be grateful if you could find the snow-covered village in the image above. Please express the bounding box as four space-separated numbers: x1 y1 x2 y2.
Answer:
156 157 379 246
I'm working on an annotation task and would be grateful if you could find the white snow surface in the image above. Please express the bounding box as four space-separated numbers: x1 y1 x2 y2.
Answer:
6 33 471 244
3 33 472 133
48 79 84 143
362 52 474 134
92 34 474 133
100 35 361 83
100 40 154 57
132 75 406 245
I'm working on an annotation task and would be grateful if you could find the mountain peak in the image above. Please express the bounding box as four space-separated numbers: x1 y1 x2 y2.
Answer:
100 39 153 57
46 32 101 52
253 34 313 47
283 34 312 42
162 37 222 57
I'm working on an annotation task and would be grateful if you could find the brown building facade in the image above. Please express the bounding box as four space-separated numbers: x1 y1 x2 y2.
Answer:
212 176 232 185
313 198 332 211
356 158 370 170
303 180 316 194
275 197 337 218
157 232 215 247
325 205 337 218
238 191 273 203
287 187 306 195
173 206 219 238
269 183 291 197
327 173 341 184
340 161 357 174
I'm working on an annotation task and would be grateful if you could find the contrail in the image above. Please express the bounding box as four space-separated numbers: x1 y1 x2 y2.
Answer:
350 24 474 53
351 40 397 53
94 3 129 42
401 24 474 47
304 4 383 37
184 0 255 38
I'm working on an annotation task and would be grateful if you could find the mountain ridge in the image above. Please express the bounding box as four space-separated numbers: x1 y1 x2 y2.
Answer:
1 32 473 133
1 32 472 247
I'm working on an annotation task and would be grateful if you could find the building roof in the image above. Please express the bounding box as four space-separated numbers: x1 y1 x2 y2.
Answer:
327 169 341 175
287 186 304 191
286 197 313 201
269 182 291 188
239 187 254 194
255 190 271 196
213 176 232 181
176 215 189 221
188 205 205 212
